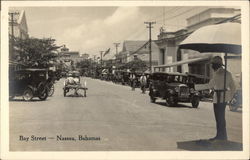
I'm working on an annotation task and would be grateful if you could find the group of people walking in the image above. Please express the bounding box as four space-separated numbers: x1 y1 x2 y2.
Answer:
129 72 148 94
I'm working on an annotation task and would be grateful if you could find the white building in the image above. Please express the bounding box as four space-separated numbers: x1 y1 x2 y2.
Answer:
155 7 241 82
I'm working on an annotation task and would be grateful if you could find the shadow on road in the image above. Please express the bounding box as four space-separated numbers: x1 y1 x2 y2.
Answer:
155 102 193 108
177 139 243 151
9 98 50 102
66 94 85 98
228 109 242 113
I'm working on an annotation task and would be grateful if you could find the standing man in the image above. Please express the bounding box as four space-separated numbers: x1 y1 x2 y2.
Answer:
195 56 236 141
130 72 136 91
139 73 147 94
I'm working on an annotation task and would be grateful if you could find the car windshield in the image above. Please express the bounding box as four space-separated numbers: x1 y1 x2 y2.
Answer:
168 75 187 83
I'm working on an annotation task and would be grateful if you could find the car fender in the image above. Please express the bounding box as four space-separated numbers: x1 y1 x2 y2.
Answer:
26 85 35 92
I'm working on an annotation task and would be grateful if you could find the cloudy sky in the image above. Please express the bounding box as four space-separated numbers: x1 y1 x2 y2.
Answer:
12 6 237 57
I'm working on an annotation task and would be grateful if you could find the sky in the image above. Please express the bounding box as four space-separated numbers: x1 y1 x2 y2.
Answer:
11 6 238 58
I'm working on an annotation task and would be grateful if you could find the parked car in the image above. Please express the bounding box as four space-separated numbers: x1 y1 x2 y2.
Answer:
9 68 49 101
149 72 200 108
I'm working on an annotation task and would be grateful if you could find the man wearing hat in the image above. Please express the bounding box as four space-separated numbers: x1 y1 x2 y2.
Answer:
195 56 236 141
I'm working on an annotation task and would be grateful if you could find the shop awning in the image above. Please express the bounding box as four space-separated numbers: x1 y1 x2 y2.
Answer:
153 56 211 69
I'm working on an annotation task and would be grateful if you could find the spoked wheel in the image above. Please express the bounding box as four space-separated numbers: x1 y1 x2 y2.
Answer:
38 83 48 100
23 88 33 101
191 96 200 108
166 96 177 106
48 84 55 97
38 89 48 100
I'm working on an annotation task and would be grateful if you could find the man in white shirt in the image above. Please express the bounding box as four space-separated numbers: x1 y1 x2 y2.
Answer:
195 56 236 141
130 72 136 91
139 73 147 94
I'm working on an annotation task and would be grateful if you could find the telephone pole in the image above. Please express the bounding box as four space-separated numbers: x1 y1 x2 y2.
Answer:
100 51 104 69
144 21 156 73
9 12 19 60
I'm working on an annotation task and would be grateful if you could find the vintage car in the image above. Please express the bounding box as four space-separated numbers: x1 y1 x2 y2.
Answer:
9 68 49 101
186 73 212 99
63 71 87 97
149 72 200 108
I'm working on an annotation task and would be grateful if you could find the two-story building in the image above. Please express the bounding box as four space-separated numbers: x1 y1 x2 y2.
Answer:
154 7 241 81
116 40 159 70
59 45 83 69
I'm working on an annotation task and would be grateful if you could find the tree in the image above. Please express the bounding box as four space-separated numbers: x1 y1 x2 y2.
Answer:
13 37 60 67
125 58 148 72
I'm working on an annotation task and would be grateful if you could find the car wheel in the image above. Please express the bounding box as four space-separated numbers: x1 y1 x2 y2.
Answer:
38 89 48 100
48 84 55 97
23 88 33 101
166 96 176 106
150 96 156 103
191 96 200 108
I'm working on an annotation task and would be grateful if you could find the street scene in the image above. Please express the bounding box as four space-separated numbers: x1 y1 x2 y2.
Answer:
10 77 242 151
7 5 243 151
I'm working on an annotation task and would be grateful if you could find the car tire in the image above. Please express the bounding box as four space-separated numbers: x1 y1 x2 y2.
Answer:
191 96 200 108
150 96 156 103
166 96 176 106
23 88 33 101
38 89 48 100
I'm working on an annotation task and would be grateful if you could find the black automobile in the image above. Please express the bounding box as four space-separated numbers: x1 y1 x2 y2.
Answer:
149 72 200 108
9 68 49 101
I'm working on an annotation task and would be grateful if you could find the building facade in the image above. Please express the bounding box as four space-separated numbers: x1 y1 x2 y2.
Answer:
116 40 159 69
59 46 83 69
155 7 241 81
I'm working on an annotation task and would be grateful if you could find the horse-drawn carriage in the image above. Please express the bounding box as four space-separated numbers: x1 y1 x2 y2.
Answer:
63 71 88 97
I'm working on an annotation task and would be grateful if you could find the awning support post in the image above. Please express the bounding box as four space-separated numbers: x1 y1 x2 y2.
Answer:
223 53 228 103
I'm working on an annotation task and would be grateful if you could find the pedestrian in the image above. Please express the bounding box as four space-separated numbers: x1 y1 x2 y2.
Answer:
195 56 236 142
139 73 147 94
130 72 136 91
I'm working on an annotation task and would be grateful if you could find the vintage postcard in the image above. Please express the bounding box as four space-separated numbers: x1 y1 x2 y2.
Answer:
1 0 249 160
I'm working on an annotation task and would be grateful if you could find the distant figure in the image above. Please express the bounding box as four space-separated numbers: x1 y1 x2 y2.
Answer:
139 73 147 94
195 56 236 142
130 73 136 91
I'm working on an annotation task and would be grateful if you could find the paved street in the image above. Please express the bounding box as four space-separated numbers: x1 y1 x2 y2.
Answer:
9 77 242 151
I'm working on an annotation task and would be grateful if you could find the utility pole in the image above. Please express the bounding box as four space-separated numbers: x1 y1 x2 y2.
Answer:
113 43 120 55
113 43 120 68
9 12 19 60
144 21 156 73
100 51 104 69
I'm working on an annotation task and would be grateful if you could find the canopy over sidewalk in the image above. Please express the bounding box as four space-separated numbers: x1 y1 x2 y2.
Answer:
153 56 211 69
